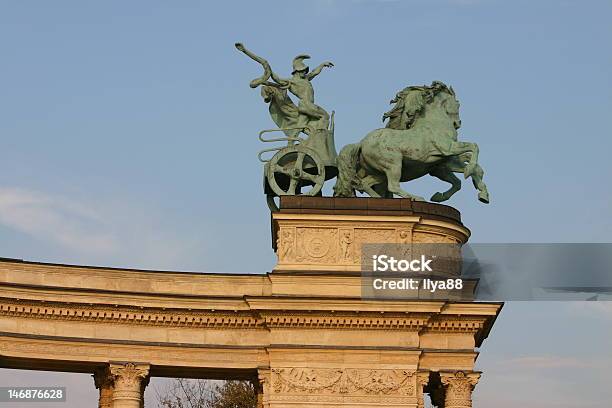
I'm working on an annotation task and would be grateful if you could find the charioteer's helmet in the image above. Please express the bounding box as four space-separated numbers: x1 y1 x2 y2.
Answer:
292 54 311 74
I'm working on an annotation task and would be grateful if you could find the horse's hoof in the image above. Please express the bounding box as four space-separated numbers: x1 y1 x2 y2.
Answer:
478 192 490 204
431 192 446 202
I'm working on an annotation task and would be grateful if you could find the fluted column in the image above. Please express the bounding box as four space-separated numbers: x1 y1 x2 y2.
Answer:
416 371 430 408
108 363 150 408
439 371 481 408
93 367 114 408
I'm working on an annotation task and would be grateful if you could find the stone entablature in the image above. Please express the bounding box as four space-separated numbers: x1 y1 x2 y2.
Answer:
0 259 500 408
0 298 487 334
0 199 501 408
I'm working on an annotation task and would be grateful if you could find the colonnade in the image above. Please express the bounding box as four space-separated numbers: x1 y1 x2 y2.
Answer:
92 364 481 408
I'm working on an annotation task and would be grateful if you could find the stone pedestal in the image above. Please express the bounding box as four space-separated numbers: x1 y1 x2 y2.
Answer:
272 196 470 272
266 196 496 407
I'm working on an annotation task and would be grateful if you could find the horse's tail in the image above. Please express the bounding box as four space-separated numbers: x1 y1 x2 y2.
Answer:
333 143 361 197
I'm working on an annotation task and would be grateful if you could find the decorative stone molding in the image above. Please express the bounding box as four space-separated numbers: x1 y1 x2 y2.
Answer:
261 312 430 330
440 371 481 408
271 368 415 396
4 298 491 333
425 317 486 333
272 207 469 272
0 299 264 329
108 363 150 408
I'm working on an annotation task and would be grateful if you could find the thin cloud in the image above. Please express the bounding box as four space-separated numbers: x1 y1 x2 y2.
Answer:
0 187 204 270
501 355 593 369
0 187 117 253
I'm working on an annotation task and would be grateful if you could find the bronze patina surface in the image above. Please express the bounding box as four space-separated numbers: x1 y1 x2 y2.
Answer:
236 44 490 206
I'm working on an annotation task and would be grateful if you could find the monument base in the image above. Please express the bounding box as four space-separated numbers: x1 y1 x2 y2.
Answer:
272 196 470 272
0 197 501 408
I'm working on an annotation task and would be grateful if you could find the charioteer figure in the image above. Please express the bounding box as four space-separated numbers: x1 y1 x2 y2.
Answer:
274 54 333 132
235 43 337 166
235 43 338 203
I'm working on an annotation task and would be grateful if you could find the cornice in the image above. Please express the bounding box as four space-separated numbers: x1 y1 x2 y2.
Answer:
423 316 486 333
245 297 447 313
0 298 264 329
260 312 430 330
0 297 495 332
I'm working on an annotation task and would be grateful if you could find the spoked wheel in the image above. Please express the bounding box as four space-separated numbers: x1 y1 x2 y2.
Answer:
267 146 325 196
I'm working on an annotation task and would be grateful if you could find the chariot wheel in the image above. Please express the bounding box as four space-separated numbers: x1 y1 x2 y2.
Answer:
267 146 325 196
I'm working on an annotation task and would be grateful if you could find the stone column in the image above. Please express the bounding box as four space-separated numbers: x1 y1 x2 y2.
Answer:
254 368 271 408
108 363 150 408
416 371 430 408
439 371 481 408
93 367 114 408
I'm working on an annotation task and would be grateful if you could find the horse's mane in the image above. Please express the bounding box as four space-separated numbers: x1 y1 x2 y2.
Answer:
383 81 455 130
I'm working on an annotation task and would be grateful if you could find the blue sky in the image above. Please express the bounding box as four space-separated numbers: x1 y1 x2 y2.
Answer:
1 1 611 407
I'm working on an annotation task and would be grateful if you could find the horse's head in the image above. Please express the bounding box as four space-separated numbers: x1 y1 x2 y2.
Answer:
407 81 461 131
435 84 461 130
261 85 282 103
384 82 461 131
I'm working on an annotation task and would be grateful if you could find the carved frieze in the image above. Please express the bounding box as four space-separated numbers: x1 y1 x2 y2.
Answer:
275 222 450 268
273 212 468 271
295 227 338 263
276 223 410 268
277 227 296 262
271 368 415 396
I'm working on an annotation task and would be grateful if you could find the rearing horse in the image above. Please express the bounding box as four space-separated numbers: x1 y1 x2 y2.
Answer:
333 82 490 203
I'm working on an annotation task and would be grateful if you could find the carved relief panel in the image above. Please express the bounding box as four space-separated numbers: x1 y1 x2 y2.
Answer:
269 367 417 405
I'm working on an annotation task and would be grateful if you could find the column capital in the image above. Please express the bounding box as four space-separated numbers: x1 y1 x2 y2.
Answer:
93 366 114 408
439 371 481 408
417 370 431 387
109 362 150 388
440 370 481 387
108 362 151 408
257 367 271 384
93 366 113 389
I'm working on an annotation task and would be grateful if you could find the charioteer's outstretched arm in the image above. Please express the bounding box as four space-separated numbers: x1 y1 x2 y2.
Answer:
307 61 334 80
235 42 288 88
